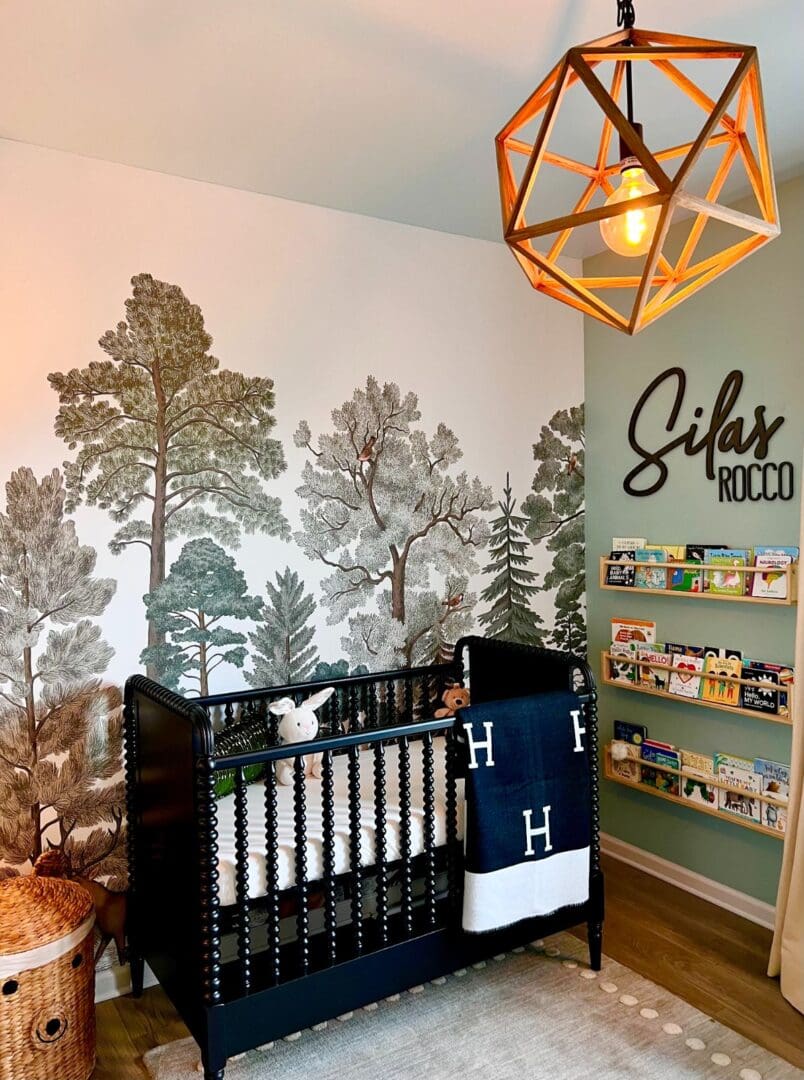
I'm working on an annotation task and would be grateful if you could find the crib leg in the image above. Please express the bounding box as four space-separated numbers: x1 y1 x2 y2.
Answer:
129 954 145 998
204 1071 225 1080
588 920 603 972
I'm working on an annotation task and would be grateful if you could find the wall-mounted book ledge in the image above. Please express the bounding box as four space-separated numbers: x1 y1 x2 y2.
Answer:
599 557 797 605
603 745 784 841
600 652 794 726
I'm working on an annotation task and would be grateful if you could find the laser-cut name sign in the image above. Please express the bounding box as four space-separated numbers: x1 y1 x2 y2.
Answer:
624 368 794 502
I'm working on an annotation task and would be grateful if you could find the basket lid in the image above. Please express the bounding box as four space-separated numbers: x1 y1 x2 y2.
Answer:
0 876 94 955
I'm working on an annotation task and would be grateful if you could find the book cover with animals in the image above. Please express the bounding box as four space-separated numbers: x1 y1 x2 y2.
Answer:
751 547 796 600
740 664 780 716
714 753 761 823
637 645 671 692
754 758 790 833
611 618 656 645
668 652 705 699
640 765 680 797
706 548 751 595
685 543 727 591
634 547 668 590
609 640 638 684
641 741 680 771
681 749 716 808
606 549 636 587
701 651 742 707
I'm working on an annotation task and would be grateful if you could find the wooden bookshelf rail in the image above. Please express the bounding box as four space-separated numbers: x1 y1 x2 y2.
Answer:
599 557 797 605
603 745 784 841
600 651 794 726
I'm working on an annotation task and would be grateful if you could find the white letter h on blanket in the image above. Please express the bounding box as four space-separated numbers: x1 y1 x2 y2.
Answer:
463 721 495 769
523 806 553 855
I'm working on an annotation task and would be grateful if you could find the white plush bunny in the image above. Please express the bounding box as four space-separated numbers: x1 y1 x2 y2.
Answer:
269 687 335 786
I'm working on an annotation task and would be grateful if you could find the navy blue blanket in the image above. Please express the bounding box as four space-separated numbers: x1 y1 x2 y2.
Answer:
459 691 591 933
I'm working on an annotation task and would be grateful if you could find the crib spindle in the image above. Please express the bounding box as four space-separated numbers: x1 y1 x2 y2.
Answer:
330 688 341 736
293 755 310 977
445 727 459 915
373 741 389 947
368 681 378 729
404 676 414 724
321 749 337 966
263 762 281 986
422 731 437 928
348 744 363 956
224 701 234 728
233 766 251 993
398 734 413 938
385 678 396 726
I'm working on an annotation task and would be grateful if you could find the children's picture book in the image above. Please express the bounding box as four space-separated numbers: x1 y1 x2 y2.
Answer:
641 741 680 771
743 661 794 717
685 543 727 590
668 653 704 699
612 537 647 550
754 758 790 833
751 547 796 600
637 645 671 692
613 720 648 745
701 653 742 707
609 641 637 684
706 548 751 595
634 547 668 590
640 765 680 797
680 749 716 808
715 753 761 823
606 549 636 587
740 664 780 716
609 740 642 782
611 618 656 645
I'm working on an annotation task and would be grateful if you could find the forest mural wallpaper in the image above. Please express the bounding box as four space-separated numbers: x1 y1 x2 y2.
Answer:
0 141 585 910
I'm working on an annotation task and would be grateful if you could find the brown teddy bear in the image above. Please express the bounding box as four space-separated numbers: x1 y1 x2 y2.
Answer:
434 685 470 718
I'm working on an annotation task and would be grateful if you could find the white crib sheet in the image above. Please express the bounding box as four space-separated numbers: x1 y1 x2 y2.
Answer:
215 736 462 906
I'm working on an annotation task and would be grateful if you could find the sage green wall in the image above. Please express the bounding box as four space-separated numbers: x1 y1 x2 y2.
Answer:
584 176 803 905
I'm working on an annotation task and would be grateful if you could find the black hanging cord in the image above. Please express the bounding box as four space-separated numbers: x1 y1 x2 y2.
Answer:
617 0 636 130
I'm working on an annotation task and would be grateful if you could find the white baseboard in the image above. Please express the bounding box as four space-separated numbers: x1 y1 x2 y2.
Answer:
601 832 776 930
95 961 157 1003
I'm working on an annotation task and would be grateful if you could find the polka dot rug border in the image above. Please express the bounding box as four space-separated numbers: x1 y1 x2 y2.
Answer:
143 932 799 1080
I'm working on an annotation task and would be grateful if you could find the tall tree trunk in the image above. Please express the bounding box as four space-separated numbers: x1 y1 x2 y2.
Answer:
22 562 41 862
198 611 209 697
146 357 169 677
390 547 406 623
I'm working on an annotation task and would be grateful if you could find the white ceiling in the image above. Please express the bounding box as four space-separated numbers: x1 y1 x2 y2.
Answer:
1 0 802 250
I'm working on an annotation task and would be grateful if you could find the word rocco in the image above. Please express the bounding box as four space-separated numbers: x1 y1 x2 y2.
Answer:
463 709 586 856
624 368 793 502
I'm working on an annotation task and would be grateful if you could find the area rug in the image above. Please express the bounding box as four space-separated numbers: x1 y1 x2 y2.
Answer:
143 932 799 1079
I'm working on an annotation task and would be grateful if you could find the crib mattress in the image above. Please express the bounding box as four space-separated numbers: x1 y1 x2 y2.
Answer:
215 737 462 906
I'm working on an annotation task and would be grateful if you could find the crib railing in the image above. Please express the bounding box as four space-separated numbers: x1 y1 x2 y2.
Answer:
199 715 462 1001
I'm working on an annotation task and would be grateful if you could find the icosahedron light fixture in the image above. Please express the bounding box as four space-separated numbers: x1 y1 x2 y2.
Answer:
496 0 780 334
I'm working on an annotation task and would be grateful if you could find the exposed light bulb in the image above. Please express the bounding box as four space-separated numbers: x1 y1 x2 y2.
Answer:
599 162 661 257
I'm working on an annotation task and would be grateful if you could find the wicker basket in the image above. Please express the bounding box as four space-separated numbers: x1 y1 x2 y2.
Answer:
0 876 96 1080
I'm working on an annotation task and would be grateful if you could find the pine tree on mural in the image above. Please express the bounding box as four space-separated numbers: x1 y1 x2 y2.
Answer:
294 377 492 669
0 468 124 883
478 474 544 646
49 273 289 675
245 568 319 688
522 404 586 655
141 539 262 695
310 660 369 681
549 598 586 655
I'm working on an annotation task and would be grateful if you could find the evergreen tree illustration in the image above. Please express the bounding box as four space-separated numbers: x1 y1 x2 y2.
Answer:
522 404 587 655
549 595 586 655
478 474 545 646
49 273 289 676
310 659 369 681
0 467 124 883
142 539 262 695
294 376 492 669
246 568 320 687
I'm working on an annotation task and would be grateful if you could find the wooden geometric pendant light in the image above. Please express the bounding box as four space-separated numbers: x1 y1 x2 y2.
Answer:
496 4 780 335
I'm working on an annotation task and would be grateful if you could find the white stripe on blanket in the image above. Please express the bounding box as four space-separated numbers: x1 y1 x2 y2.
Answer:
462 846 590 934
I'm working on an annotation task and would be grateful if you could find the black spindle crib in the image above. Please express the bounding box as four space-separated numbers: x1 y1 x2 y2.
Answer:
124 636 602 1080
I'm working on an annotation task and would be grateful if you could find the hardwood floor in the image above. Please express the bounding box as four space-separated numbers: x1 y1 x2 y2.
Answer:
94 854 804 1078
